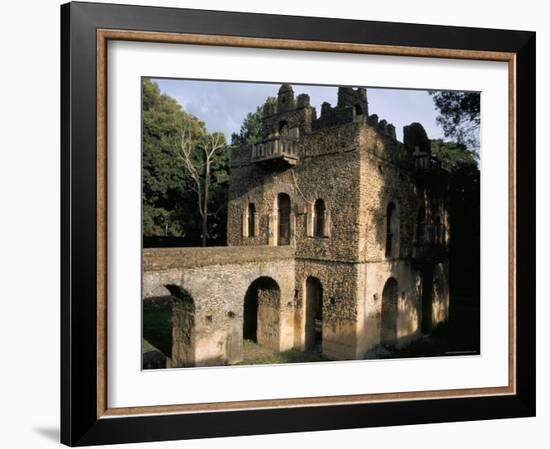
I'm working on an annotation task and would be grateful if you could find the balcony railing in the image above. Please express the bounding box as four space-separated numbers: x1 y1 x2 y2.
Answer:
251 136 299 167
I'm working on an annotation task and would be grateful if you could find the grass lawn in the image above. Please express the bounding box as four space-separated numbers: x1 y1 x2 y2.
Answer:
235 339 329 366
142 308 172 357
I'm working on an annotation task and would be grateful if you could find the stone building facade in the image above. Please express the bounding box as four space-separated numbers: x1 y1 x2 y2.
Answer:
143 84 450 367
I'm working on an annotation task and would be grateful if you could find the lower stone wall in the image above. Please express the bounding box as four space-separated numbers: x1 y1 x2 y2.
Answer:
143 246 295 367
359 260 423 355
358 259 451 355
294 259 360 360
144 246 449 367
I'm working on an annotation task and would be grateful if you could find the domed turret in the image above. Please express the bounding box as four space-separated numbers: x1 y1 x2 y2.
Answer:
277 84 295 112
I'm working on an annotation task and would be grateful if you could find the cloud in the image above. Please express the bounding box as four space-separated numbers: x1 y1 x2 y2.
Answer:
153 78 446 142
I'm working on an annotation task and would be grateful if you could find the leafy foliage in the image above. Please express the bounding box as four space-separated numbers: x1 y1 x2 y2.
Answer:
231 97 276 145
142 79 230 245
431 139 478 173
429 91 480 150
431 139 480 298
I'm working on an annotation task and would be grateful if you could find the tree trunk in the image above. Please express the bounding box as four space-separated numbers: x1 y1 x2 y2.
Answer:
201 161 210 246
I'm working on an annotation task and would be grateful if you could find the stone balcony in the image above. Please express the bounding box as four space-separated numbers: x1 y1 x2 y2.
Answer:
251 136 299 168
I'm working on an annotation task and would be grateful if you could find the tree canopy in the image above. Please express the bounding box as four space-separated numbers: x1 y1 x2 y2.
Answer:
230 97 276 145
142 79 230 245
431 139 478 173
429 91 480 150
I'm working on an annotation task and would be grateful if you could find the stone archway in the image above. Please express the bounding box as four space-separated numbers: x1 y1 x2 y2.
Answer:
304 276 323 351
381 277 398 346
243 277 281 349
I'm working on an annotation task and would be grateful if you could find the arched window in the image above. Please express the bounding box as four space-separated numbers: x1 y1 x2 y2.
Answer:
247 203 256 238
278 121 289 139
314 199 326 238
354 104 363 116
381 277 398 346
385 202 397 258
277 193 291 246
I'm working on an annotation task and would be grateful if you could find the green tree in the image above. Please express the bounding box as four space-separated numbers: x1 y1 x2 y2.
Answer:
429 91 480 150
142 79 230 245
431 139 480 300
231 97 276 145
431 139 478 173
179 129 228 246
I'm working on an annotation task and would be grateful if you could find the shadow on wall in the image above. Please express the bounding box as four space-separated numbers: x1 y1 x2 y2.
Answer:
143 295 173 358
143 285 196 369
379 275 421 349
243 276 281 350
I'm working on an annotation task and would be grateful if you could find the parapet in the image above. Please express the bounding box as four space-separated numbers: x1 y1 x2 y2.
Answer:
259 85 316 139
143 245 295 271
312 86 369 131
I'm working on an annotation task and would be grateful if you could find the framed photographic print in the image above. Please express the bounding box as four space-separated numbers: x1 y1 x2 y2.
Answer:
60 1 536 446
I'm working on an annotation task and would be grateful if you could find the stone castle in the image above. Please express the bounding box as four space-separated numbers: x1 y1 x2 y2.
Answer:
143 84 450 367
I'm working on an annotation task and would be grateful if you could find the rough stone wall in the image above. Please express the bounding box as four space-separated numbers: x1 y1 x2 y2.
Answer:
143 246 295 366
172 300 196 366
358 260 423 354
257 286 282 349
294 260 360 360
354 123 450 353
260 84 316 138
261 105 316 138
225 111 450 359
357 125 419 263
228 122 364 263
431 261 450 326
226 161 299 248
145 85 452 365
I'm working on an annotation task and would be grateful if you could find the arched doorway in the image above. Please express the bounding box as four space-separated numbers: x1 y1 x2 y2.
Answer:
381 277 398 346
277 193 291 245
305 276 323 351
279 120 290 139
243 277 280 346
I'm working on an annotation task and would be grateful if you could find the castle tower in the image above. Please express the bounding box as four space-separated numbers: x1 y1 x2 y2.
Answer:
337 86 369 116
277 83 295 112
225 83 450 362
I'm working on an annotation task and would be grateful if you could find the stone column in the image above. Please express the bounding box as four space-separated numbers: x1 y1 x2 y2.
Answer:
171 301 196 367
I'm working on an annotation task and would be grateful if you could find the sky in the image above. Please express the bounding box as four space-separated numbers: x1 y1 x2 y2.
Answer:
151 78 446 143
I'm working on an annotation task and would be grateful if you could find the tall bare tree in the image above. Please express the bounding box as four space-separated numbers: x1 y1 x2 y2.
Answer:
179 124 226 246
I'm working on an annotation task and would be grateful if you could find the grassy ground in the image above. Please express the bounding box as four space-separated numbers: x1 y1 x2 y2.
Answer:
142 298 480 365
142 308 172 357
235 339 329 365
142 338 158 353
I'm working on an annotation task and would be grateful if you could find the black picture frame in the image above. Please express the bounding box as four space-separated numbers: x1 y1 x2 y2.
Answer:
61 1 536 446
